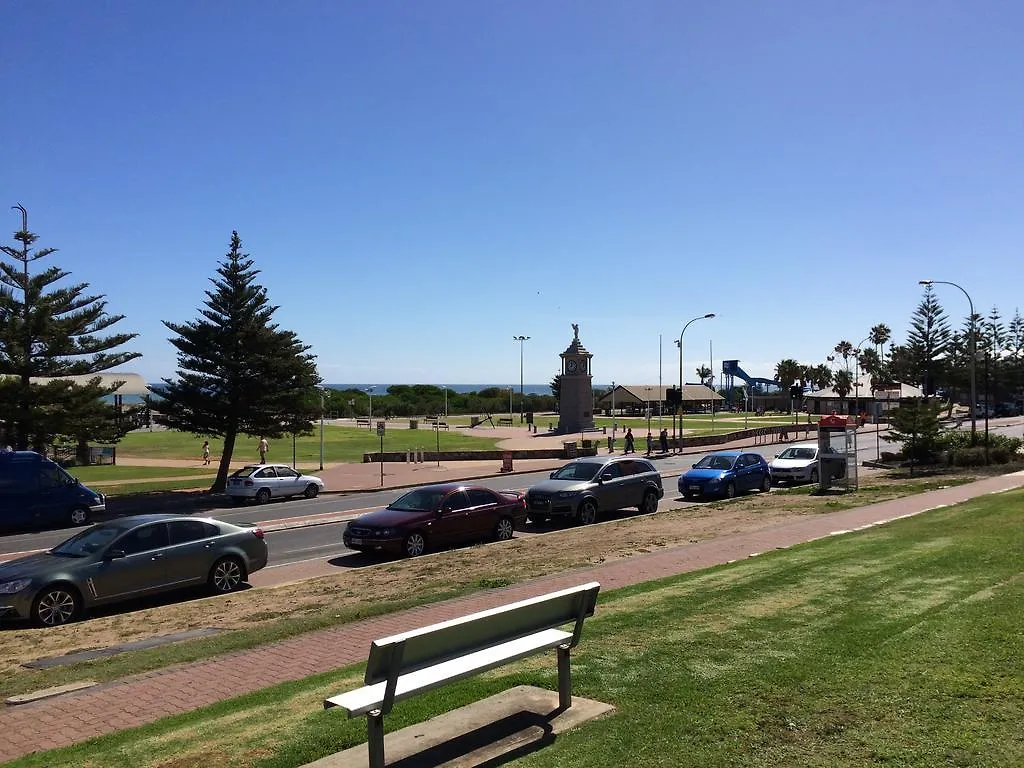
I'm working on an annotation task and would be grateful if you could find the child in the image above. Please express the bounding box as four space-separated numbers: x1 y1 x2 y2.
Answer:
202 440 211 465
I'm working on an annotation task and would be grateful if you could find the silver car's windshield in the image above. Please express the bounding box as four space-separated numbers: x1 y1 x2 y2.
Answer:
389 488 447 512
51 526 122 557
695 455 735 470
778 447 816 460
551 463 601 481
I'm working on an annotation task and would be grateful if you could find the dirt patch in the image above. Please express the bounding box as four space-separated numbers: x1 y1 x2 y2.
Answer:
0 470 983 680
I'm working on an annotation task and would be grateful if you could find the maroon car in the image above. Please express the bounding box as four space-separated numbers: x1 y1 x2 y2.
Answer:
342 483 527 558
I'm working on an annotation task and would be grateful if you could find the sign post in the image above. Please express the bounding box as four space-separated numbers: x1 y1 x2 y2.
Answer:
377 421 386 487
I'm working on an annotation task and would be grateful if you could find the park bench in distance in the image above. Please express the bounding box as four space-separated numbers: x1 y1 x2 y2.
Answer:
324 581 601 768
355 417 371 428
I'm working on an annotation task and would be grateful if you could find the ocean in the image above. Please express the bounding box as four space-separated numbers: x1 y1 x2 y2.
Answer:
328 384 565 396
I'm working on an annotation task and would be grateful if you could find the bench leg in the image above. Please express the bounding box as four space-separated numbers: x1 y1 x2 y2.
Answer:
557 646 572 710
367 711 385 768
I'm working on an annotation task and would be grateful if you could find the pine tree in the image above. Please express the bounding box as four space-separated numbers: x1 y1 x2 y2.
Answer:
905 285 952 396
887 399 943 466
154 232 321 492
0 213 139 450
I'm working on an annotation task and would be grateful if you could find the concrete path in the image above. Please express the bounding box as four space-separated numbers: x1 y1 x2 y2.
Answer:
1 469 1022 762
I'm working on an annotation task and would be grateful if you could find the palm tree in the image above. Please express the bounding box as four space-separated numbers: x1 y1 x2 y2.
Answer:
695 365 713 388
834 340 855 372
774 359 802 391
810 363 833 391
834 369 854 413
869 323 891 358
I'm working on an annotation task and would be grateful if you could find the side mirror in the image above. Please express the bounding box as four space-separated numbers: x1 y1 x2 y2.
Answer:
104 549 125 561
691 463 697 468
599 472 614 482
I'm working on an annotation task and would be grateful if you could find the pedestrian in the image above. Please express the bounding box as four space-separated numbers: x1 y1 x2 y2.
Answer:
645 432 653 456
258 436 269 463
201 440 211 465
659 428 668 453
624 428 634 454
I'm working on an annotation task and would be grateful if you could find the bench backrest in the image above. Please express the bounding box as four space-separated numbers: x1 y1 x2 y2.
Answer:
364 582 600 685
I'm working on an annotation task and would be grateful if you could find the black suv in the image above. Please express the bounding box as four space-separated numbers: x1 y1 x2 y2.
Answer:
524 456 664 525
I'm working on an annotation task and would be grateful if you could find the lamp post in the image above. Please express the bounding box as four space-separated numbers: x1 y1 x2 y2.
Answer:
513 335 530 423
677 313 715 452
919 279 976 437
365 386 375 422
319 387 329 471
442 385 448 422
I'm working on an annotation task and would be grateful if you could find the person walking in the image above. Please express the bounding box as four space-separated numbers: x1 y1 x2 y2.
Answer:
624 428 635 454
201 440 211 465
258 436 269 463
645 432 654 456
659 428 669 454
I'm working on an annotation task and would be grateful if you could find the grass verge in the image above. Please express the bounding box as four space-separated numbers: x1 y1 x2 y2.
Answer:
10 488 1023 767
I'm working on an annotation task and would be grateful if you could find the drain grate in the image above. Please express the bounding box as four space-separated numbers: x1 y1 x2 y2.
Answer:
23 627 224 669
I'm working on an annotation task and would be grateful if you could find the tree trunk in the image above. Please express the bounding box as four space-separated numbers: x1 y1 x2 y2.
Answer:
212 429 238 493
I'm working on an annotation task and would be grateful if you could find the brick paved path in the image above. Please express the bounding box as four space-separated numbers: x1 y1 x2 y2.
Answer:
2 470 1022 762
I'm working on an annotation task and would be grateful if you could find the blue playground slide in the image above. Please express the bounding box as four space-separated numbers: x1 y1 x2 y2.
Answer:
721 360 779 392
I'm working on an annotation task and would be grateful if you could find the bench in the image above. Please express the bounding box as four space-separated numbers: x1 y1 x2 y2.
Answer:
356 417 371 428
432 421 449 431
424 415 438 423
324 581 601 768
497 416 514 426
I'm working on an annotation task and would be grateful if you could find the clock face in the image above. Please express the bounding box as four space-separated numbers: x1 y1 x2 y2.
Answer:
579 359 587 374
566 359 578 373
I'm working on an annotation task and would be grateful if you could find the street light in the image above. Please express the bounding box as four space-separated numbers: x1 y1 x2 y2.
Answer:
919 279 976 436
365 386 375 423
513 335 530 423
677 313 715 451
318 387 329 471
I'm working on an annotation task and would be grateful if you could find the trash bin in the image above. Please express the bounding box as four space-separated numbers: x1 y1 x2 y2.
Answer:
470 415 480 428
525 412 534 425
409 419 419 430
563 441 578 459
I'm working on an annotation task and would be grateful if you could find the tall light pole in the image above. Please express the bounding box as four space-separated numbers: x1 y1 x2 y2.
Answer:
513 335 530 423
365 386 375 423
919 279 976 437
319 387 329 470
677 313 715 451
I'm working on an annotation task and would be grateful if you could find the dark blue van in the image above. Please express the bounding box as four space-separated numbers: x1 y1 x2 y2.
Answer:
0 451 106 530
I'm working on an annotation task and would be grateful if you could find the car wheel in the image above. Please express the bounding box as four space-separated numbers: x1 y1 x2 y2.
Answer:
403 532 427 558
494 516 515 541
32 585 81 627
809 467 819 484
724 481 736 499
639 490 659 514
303 483 319 499
760 475 771 493
255 488 271 505
209 557 246 594
69 506 90 526
577 499 598 525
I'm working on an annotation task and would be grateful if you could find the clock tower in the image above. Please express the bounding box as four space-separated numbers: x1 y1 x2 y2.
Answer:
558 323 595 433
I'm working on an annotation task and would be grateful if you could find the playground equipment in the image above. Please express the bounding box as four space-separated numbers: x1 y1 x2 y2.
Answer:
722 360 781 407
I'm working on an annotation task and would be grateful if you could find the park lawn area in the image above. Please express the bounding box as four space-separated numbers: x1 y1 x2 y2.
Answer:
69 465 219 482
107 424 502 463
12 487 1023 768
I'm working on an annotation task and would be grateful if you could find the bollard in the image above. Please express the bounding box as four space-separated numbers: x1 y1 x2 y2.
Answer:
417 449 424 464
406 449 412 463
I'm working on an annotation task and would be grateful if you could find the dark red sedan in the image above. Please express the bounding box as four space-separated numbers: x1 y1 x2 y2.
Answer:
342 483 527 558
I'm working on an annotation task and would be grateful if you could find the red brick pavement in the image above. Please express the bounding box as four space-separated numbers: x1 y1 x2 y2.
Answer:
1 470 1022 762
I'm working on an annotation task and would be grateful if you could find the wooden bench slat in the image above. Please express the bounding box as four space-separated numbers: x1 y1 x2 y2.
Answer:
324 628 573 717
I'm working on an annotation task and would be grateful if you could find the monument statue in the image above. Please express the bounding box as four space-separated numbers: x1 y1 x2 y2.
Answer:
572 323 579 341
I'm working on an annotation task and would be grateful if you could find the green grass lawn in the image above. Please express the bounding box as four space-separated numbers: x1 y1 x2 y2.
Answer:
14 488 1024 768
105 424 502 463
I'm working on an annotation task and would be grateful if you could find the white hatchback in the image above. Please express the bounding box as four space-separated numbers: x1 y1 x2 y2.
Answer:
226 464 324 504
768 443 820 484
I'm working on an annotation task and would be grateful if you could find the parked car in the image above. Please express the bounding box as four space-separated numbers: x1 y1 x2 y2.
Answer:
0 450 106 530
768 443 821 484
343 483 527 558
524 456 664 525
0 514 268 627
678 450 771 500
225 464 324 503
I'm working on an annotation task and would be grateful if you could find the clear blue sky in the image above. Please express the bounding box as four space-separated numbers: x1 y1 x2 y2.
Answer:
3 2 1022 387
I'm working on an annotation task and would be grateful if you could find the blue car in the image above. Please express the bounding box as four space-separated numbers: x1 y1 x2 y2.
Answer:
678 450 771 500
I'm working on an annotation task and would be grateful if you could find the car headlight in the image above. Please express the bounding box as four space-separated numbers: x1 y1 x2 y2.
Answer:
555 490 580 499
0 579 32 595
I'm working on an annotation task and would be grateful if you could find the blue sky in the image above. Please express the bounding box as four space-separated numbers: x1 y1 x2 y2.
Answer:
3 2 1022 388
